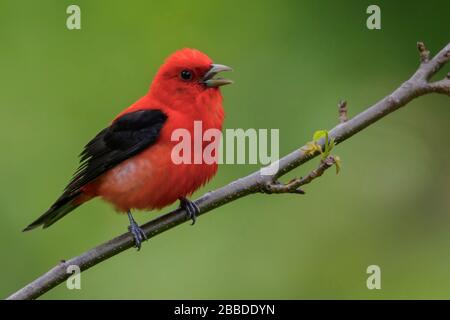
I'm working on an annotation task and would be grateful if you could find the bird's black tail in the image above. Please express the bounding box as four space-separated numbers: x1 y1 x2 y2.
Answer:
23 192 82 231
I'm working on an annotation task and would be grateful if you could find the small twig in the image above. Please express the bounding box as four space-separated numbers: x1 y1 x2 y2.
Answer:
263 99 347 194
262 156 336 194
426 78 450 95
417 41 430 63
338 100 348 123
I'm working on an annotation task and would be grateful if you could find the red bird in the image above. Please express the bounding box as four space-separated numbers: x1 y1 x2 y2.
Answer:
24 48 232 249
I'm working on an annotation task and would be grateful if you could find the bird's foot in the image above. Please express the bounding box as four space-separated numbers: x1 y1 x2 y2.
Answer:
179 197 200 225
127 211 147 251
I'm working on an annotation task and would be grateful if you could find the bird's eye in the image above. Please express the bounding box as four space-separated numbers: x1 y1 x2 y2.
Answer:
180 70 193 81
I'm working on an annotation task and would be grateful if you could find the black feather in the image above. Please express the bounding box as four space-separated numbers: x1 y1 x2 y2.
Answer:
23 109 168 231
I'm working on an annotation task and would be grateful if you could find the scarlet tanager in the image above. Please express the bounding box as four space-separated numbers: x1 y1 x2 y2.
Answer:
24 49 233 249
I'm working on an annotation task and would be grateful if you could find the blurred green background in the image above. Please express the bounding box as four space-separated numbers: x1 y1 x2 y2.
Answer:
1 0 449 299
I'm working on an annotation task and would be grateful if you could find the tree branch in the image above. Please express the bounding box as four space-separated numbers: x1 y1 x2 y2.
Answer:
7 41 450 300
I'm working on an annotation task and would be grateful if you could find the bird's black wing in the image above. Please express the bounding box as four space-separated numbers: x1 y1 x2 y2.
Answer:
66 109 168 194
24 109 168 231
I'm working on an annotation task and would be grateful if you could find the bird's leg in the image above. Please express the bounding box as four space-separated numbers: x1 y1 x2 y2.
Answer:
127 211 147 251
179 197 200 225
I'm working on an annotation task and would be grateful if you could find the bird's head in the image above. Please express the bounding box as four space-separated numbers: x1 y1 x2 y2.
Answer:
148 48 232 108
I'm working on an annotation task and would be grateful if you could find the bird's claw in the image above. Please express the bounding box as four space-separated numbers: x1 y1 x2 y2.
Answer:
179 197 200 225
128 223 147 251
127 211 147 251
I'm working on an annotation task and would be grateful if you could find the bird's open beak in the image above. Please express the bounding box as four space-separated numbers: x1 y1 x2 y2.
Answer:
202 64 233 87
